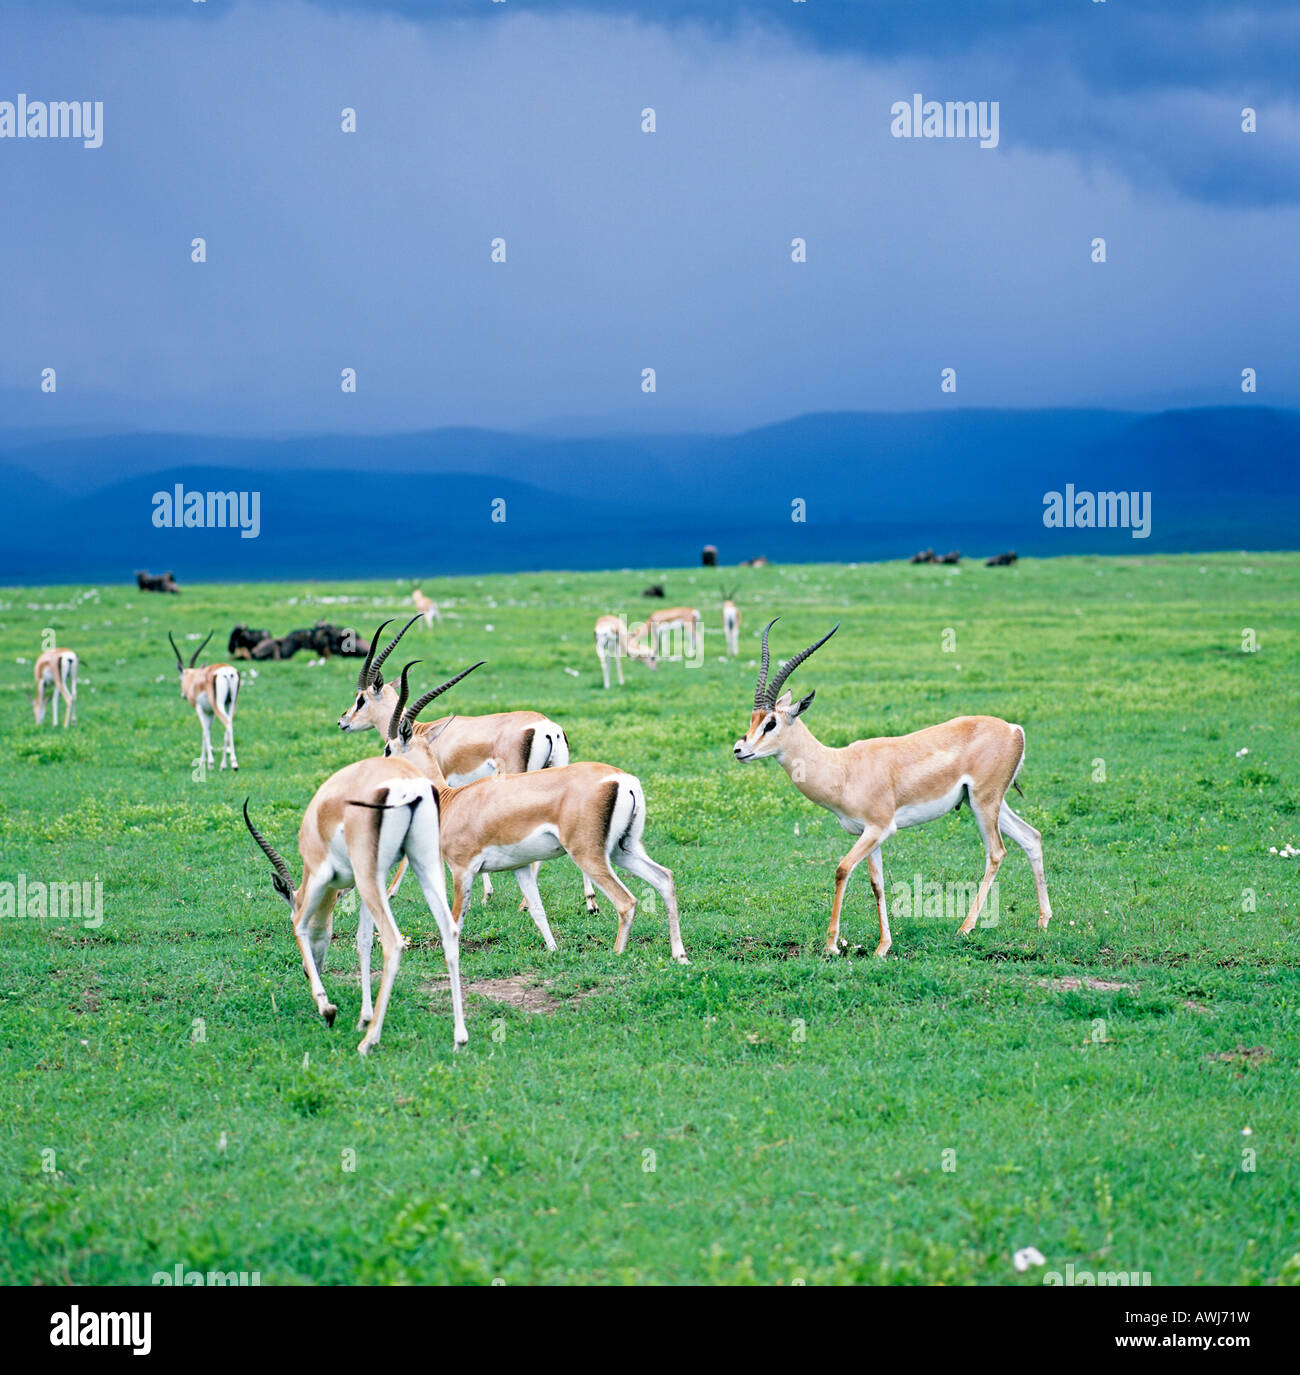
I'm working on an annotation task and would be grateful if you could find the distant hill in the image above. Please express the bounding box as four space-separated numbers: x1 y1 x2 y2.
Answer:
0 407 1295 582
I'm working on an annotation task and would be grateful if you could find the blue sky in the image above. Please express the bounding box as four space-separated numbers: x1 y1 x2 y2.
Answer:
1 0 1296 433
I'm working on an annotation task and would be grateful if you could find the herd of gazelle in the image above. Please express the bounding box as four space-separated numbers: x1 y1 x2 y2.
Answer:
246 616 686 1052
30 590 1054 1055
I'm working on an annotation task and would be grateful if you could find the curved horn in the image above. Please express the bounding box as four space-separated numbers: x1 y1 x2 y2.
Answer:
357 619 393 689
765 623 839 705
189 630 214 667
368 615 420 687
167 631 184 669
243 799 294 890
403 662 486 733
387 661 421 740
754 617 778 708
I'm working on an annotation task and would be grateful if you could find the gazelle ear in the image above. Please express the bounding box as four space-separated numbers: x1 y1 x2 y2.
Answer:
424 714 457 743
792 690 816 717
774 690 794 712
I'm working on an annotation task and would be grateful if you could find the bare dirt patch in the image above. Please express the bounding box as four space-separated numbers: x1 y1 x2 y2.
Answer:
422 974 603 1016
1038 976 1137 993
1207 1045 1272 1068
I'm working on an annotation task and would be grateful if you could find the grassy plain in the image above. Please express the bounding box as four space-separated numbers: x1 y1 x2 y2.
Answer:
1 552 1297 1284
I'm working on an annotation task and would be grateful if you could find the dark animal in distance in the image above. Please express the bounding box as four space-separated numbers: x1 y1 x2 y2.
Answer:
642 583 666 598
937 550 961 565
229 622 372 661
701 545 718 567
985 551 1019 567
136 570 180 594
908 549 936 564
228 625 273 659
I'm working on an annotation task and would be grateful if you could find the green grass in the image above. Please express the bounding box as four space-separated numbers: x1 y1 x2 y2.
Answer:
1 552 1298 1285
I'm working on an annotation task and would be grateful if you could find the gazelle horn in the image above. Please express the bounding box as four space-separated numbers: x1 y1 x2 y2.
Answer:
402 662 487 736
754 617 778 708
764 623 839 705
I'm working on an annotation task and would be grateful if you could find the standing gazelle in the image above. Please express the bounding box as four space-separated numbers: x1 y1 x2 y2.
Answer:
646 605 702 660
169 631 240 771
339 619 591 909
384 663 688 964
32 646 78 727
594 613 657 688
242 684 472 1054
412 587 441 627
733 620 1052 957
721 590 741 657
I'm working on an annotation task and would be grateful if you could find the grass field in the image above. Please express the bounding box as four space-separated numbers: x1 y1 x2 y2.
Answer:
1 552 1298 1285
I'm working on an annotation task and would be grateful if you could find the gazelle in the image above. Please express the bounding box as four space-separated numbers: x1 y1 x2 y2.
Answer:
241 665 477 1054
339 618 593 911
384 663 688 964
32 646 78 727
594 613 657 689
412 587 441 627
169 631 240 771
733 620 1052 958
721 589 741 657
646 605 702 660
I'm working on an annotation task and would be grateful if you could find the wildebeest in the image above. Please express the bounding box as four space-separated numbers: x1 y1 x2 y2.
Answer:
228 625 273 659
908 549 936 565
937 550 961 565
985 551 1019 567
701 545 718 567
642 583 666 598
230 622 372 661
136 569 180 594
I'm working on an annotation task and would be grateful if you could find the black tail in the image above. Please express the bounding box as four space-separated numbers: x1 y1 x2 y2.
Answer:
243 799 295 907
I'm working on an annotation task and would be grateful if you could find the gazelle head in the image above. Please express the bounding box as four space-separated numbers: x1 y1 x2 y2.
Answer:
627 618 659 671
31 693 46 724
169 630 214 695
381 659 487 771
733 618 838 762
337 616 420 731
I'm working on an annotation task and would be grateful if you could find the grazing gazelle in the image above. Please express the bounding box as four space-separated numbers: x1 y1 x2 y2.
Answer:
384 663 688 964
411 587 441 627
339 618 593 911
594 613 657 689
733 620 1052 958
646 605 702 660
169 631 240 771
242 666 477 1054
32 646 79 727
721 589 741 657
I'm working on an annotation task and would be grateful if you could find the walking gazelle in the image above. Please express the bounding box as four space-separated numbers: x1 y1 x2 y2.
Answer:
339 618 593 911
241 666 483 1053
733 620 1052 957
721 589 741 657
32 646 78 727
169 632 240 771
383 662 688 964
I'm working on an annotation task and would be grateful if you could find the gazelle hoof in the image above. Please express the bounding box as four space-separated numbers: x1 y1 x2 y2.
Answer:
674 953 691 966
322 1003 338 1027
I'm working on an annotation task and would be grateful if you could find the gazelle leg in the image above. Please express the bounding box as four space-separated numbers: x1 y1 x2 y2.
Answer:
403 818 468 1049
52 686 59 727
293 878 340 1025
197 706 214 767
513 865 558 951
583 873 598 915
480 871 494 904
386 857 409 898
959 800 1006 934
826 828 884 955
999 800 1053 929
574 852 638 953
865 846 890 958
356 898 375 1028
616 652 624 686
63 682 75 727
600 651 610 690
614 844 687 963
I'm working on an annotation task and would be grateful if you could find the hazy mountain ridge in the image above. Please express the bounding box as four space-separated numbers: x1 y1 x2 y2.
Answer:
0 408 1294 582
